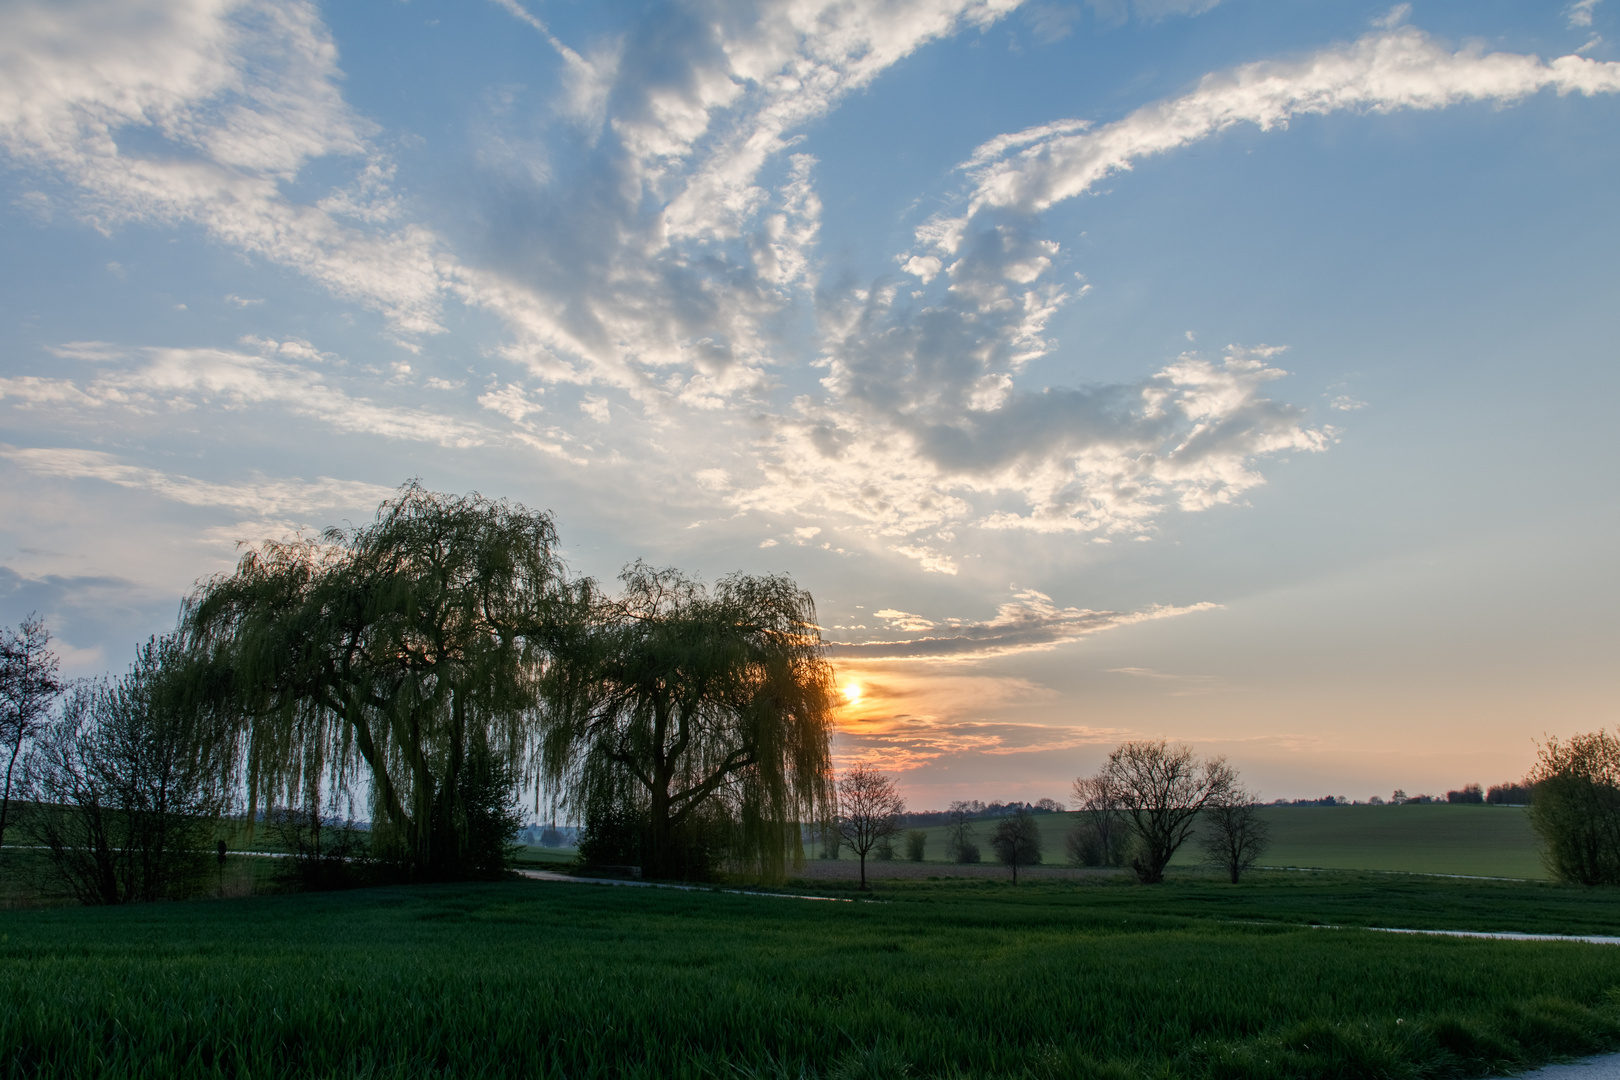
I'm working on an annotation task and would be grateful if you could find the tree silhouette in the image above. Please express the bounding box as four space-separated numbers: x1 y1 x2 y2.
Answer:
0 613 62 853
539 563 836 881
837 764 904 889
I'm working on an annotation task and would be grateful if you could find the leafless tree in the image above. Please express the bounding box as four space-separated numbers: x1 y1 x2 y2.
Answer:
1098 740 1235 884
1198 786 1270 883
1067 775 1125 868
990 807 1042 883
26 638 229 904
837 764 904 889
945 800 980 863
0 614 62 853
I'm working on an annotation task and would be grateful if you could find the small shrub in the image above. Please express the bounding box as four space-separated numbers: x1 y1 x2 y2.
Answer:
904 829 926 861
955 841 980 864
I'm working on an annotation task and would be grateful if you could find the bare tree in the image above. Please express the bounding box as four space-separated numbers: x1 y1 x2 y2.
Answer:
1098 740 1235 884
1199 786 1270 883
0 614 62 853
990 807 1042 883
837 764 904 889
1067 775 1125 868
945 800 980 863
26 638 229 904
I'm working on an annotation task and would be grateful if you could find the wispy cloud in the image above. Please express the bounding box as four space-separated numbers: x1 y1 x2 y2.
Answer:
0 447 393 519
2 343 490 448
829 588 1219 660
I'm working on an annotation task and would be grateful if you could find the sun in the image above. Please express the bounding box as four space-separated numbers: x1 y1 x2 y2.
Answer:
843 681 862 705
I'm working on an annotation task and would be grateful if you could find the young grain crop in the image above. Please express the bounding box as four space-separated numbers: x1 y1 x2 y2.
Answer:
1 874 1617 1079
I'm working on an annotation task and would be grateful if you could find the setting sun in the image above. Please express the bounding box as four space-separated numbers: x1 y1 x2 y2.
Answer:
843 681 862 705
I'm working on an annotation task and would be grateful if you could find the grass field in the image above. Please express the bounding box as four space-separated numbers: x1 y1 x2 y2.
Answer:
4 871 1619 1079
868 805 1545 880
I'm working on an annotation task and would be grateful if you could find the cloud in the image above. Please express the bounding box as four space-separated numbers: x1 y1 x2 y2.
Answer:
1 342 492 448
0 0 455 335
0 447 394 518
948 24 1620 221
829 587 1219 659
835 714 1121 771
1569 0 1602 29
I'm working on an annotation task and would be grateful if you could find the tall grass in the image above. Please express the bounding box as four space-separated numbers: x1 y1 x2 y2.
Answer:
3 874 1619 1078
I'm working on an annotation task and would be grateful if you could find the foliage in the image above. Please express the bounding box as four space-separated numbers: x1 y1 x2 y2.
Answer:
0 613 62 853
1096 740 1235 884
904 829 927 861
183 483 563 881
4 875 1620 1079
539 563 835 882
1447 783 1485 804
836 764 904 889
988 807 1042 883
1198 787 1271 883
23 638 228 904
1527 729 1620 885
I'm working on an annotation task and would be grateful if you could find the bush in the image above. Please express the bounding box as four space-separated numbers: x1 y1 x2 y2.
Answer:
1527 730 1620 885
904 829 927 861
874 836 896 861
1447 784 1485 804
267 803 373 891
954 841 980 864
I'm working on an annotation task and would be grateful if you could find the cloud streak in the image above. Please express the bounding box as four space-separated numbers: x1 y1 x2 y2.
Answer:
829 587 1219 659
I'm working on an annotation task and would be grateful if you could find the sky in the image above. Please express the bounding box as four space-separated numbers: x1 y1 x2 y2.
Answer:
0 0 1616 809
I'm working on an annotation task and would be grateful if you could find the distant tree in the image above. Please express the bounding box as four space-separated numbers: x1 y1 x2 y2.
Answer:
1198 786 1271 883
1034 797 1063 813
904 829 927 861
990 807 1042 883
541 563 837 881
1067 775 1125 868
25 637 229 904
837 764 904 889
946 800 980 863
818 819 842 859
1446 784 1484 804
1526 730 1620 885
1486 782 1534 805
0 613 62 853
1391 790 1407 804
1098 740 1235 884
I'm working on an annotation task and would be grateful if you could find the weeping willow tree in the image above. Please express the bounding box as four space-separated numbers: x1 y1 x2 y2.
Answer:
184 483 573 879
539 563 836 882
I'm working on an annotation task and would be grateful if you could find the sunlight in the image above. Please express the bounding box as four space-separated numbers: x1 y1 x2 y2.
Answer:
843 681 862 705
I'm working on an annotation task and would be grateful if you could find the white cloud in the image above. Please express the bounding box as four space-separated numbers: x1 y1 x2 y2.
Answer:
0 446 393 518
0 0 456 335
948 24 1620 222
1569 0 1602 29
3 344 490 448
831 587 1220 659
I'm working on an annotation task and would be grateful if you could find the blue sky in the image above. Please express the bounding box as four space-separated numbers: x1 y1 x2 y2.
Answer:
1 0 1615 806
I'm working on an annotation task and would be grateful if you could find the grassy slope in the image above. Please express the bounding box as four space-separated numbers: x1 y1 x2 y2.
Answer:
880 805 1545 879
3 872 1620 1079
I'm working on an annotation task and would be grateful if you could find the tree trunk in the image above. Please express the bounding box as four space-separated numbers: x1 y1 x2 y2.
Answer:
859 850 867 889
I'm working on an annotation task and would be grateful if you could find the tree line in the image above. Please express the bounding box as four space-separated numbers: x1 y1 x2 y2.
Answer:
822 740 1271 888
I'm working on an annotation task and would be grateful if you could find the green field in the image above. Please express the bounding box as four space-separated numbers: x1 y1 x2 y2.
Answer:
879 805 1546 879
4 871 1620 1079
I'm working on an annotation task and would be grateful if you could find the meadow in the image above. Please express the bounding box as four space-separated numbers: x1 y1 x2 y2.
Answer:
878 805 1544 880
3 870 1619 1080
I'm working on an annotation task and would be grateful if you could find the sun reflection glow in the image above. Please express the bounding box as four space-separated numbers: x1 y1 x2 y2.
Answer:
843 681 862 704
